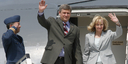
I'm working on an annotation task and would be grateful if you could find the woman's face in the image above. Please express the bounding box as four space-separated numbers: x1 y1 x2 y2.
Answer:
95 20 104 32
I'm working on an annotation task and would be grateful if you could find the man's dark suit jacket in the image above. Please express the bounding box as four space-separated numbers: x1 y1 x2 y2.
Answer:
37 14 83 64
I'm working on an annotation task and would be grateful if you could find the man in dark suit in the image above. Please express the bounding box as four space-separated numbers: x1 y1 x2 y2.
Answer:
37 0 83 64
2 15 25 64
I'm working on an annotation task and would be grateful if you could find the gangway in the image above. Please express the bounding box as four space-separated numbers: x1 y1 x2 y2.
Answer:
16 54 32 64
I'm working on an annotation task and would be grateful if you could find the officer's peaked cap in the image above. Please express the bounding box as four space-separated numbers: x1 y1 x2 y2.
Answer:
4 15 20 25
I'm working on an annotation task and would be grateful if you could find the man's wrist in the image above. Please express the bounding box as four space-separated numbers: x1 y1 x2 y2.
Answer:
9 26 17 33
38 11 44 16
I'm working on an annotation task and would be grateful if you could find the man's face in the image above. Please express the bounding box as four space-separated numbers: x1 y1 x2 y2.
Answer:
59 9 71 22
15 22 21 33
11 22 21 34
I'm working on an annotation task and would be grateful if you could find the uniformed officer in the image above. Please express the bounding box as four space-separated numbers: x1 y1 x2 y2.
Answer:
2 15 25 64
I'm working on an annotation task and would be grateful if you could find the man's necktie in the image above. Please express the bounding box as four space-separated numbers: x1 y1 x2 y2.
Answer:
63 23 68 35
59 22 68 57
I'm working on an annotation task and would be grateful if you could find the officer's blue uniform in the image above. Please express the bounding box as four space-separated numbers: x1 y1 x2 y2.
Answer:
2 15 25 64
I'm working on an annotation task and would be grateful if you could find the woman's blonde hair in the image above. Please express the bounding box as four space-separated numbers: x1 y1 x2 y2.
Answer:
87 14 108 32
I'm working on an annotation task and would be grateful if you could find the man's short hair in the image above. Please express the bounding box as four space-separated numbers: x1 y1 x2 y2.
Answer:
6 22 14 29
58 4 72 12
